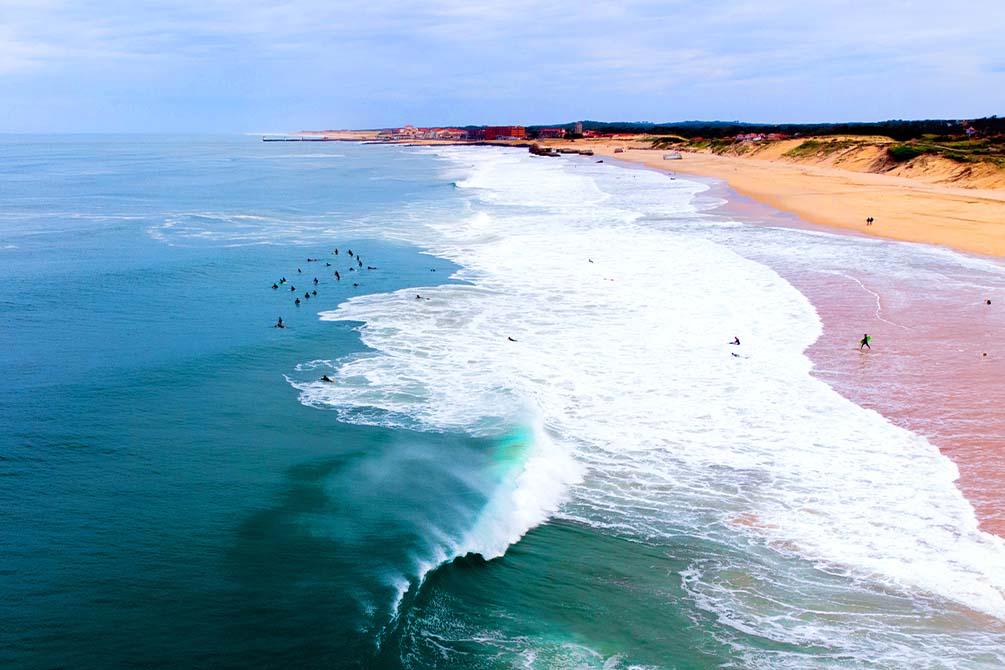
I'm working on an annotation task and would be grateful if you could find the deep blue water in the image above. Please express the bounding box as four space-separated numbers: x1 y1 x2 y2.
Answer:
1 136 496 668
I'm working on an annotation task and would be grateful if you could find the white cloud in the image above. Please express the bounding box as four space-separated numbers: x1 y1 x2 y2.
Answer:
0 0 1002 129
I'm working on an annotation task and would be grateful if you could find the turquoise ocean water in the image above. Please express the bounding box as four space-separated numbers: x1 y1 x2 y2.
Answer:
3 136 1004 669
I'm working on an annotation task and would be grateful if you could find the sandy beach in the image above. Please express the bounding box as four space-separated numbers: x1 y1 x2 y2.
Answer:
555 141 1005 258
710 191 1005 537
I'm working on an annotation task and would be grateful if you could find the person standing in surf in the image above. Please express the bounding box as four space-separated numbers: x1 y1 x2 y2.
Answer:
859 333 872 350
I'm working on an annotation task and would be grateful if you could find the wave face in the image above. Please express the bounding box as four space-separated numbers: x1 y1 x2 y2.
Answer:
296 146 1005 665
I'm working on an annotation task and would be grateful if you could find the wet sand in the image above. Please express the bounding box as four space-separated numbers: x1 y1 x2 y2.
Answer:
712 188 1005 536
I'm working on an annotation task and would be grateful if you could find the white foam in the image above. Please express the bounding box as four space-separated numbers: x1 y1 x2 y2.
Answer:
298 147 1005 632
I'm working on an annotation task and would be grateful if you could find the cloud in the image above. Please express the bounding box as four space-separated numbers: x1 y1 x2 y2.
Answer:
0 0 1002 130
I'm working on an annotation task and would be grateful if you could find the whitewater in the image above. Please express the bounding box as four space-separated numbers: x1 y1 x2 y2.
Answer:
292 146 1005 666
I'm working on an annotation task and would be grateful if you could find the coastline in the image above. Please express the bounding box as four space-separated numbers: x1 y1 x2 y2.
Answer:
690 170 1005 537
307 131 1005 258
566 141 1005 258
305 135 1005 537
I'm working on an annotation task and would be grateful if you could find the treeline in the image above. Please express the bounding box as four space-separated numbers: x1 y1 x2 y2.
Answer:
526 117 1005 141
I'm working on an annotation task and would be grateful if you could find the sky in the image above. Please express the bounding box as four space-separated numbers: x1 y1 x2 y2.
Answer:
1 0 1003 132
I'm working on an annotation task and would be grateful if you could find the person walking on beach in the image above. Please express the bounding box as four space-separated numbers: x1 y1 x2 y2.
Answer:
859 333 871 350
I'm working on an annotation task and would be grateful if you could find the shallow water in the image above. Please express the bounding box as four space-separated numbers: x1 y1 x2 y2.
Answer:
3 137 1004 669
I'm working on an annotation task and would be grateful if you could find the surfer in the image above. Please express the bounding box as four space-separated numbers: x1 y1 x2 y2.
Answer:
348 249 353 257
508 336 517 342
333 248 338 255
334 271 340 280
304 292 310 299
298 268 302 273
358 258 363 267
276 317 285 328
987 299 992 305
730 336 740 345
290 285 296 292
313 277 319 285
321 375 334 383
311 289 317 296
859 333 872 350
295 298 300 306
367 266 377 270
272 283 278 289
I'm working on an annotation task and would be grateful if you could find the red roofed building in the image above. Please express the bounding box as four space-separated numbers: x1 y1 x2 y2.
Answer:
537 128 565 138
484 126 526 140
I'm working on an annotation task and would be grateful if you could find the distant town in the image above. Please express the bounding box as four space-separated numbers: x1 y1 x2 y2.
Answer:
373 122 623 141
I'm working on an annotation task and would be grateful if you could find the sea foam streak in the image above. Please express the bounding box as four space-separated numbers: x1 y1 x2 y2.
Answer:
296 147 1005 625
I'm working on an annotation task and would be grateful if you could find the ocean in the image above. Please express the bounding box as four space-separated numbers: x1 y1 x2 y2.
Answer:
2 136 1004 669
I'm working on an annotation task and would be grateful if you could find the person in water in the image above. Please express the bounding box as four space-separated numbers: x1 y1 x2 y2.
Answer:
272 283 278 289
290 285 296 292
311 289 317 296
859 333 871 350
321 375 333 382
276 317 284 328
295 298 301 306
334 271 340 280
313 277 319 285
730 336 740 345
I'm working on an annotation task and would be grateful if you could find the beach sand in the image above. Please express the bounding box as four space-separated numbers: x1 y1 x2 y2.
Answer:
555 141 1005 258
689 177 1005 537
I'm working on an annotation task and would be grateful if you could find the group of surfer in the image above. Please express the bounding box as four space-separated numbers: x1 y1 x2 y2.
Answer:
271 247 373 330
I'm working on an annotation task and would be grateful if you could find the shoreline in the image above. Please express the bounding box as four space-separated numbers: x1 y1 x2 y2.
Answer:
564 141 1005 258
311 137 1005 536
688 168 1005 537
548 144 1005 536
305 133 1005 259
